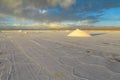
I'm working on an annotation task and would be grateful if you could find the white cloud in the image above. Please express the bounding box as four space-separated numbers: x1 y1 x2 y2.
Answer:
60 0 75 8
39 9 47 14
76 20 92 25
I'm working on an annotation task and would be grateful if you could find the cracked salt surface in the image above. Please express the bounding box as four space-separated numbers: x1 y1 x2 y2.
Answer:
73 63 120 80
105 56 120 73
78 55 106 65
0 31 120 80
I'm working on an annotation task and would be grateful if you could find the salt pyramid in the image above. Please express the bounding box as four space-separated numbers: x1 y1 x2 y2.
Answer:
67 29 91 37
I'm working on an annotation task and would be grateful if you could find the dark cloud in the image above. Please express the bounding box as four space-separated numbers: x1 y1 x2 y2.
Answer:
0 0 120 24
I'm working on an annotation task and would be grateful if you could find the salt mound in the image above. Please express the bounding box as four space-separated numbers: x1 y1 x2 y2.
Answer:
67 29 91 37
18 30 22 32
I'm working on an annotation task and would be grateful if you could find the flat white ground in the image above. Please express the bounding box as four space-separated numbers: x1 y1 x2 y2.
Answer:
0 31 120 80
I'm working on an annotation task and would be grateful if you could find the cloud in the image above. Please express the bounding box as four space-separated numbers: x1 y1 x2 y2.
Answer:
0 0 120 25
0 0 76 22
39 9 47 14
44 22 69 29
0 0 75 9
10 22 69 29
76 20 93 25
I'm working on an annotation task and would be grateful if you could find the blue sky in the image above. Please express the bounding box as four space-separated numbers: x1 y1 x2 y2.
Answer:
0 0 120 29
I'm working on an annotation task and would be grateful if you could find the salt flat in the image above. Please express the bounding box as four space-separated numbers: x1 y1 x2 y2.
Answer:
0 31 120 80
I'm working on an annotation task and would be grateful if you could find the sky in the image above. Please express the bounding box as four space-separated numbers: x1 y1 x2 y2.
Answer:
0 0 120 29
